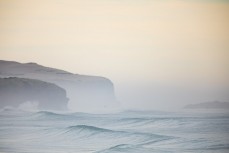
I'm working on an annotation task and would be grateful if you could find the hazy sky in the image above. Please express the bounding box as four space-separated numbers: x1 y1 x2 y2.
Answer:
1 0 229 110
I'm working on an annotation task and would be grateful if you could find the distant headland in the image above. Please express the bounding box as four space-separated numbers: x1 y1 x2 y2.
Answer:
0 60 119 112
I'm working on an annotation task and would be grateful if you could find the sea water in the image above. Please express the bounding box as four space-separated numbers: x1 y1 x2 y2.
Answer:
0 109 229 153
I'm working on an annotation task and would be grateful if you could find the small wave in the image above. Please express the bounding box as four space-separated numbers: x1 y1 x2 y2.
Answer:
34 111 64 117
62 125 124 139
0 107 31 117
206 144 229 150
29 111 74 120
96 144 170 153
67 125 114 133
60 124 174 144
116 116 201 129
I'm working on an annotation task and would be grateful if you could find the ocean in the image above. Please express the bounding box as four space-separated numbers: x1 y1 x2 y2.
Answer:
0 109 229 153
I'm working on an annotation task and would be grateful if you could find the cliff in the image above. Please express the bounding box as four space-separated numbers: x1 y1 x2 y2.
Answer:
0 77 68 110
0 60 119 112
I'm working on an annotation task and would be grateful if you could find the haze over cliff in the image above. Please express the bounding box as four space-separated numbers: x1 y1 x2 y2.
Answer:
0 60 119 112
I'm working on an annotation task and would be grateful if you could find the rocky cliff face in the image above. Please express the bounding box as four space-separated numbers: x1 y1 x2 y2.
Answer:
0 60 119 112
0 77 68 110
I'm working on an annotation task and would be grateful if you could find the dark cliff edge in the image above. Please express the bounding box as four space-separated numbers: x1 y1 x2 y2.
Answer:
0 77 68 110
0 60 119 112
184 101 229 110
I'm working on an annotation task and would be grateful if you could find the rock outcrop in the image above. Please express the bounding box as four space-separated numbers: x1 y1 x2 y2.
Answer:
0 77 68 110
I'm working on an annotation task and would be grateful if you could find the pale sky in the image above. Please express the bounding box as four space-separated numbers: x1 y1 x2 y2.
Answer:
0 0 229 110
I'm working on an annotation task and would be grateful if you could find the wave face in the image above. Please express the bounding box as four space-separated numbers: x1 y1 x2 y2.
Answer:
0 109 229 153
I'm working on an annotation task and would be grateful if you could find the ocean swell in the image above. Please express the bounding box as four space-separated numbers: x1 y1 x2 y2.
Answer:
0 109 229 153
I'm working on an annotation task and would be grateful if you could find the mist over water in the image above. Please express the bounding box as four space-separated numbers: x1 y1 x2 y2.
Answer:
0 0 229 152
0 108 229 153
0 60 229 153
